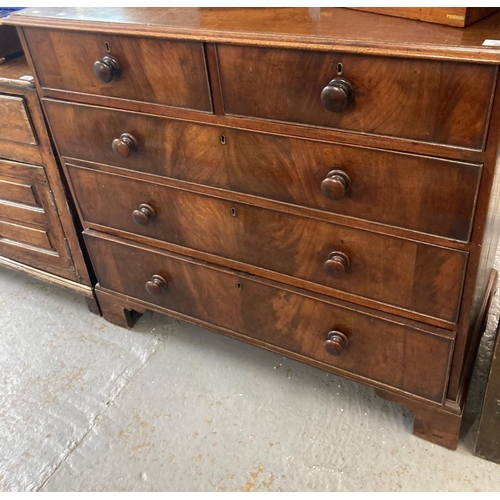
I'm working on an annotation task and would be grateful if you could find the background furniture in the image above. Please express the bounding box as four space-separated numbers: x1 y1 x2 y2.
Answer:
8 7 500 449
0 54 96 311
475 317 500 463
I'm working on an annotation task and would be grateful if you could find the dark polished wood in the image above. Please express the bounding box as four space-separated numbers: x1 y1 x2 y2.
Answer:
8 8 500 64
218 44 496 149
132 203 155 226
44 100 482 242
12 7 500 450
66 163 468 323
112 132 137 158
324 330 349 356
320 77 355 113
93 55 121 83
320 170 351 201
349 7 500 28
22 28 212 112
85 230 453 404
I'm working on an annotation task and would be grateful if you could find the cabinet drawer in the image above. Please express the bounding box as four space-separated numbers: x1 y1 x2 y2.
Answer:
24 28 212 112
0 159 76 277
45 100 481 241
0 159 48 227
85 231 453 403
217 45 496 149
0 94 37 145
68 164 467 323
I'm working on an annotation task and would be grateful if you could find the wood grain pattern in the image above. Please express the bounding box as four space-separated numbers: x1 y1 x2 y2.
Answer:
218 45 496 149
86 230 453 403
44 100 481 242
0 94 37 145
8 8 500 65
0 177 40 207
23 28 212 112
0 54 93 287
446 76 500 402
0 218 53 251
349 8 500 28
14 7 500 449
67 164 467 323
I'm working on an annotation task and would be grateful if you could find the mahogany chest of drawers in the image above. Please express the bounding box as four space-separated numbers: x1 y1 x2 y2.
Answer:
0 54 95 305
9 7 500 449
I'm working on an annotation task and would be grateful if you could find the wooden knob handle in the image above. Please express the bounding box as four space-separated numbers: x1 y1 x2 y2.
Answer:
321 170 351 200
324 331 349 356
93 55 121 83
324 251 351 278
145 275 167 295
112 133 138 158
132 204 155 226
321 77 354 112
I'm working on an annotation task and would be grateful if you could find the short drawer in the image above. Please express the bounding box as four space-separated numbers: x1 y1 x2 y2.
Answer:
0 159 48 227
45 100 481 241
24 28 212 112
85 231 453 404
0 94 37 145
68 164 467 323
217 45 496 149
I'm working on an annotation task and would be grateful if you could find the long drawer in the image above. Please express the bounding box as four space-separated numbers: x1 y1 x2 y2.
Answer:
67 163 467 323
45 100 481 242
85 230 454 403
217 45 496 150
23 28 212 112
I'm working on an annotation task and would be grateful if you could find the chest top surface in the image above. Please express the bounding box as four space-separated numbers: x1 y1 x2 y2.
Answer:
6 7 500 63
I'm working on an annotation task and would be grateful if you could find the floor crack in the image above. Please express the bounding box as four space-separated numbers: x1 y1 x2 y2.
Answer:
34 335 166 491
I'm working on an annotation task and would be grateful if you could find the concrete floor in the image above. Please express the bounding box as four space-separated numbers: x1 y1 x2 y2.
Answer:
1 265 500 492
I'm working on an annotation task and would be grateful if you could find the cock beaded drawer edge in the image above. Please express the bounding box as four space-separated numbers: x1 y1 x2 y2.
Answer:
8 7 500 450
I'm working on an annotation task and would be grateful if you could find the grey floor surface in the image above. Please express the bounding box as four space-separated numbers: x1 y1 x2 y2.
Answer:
1 266 500 492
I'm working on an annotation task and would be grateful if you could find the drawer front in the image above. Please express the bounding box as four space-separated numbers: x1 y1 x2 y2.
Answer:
24 28 212 112
0 219 54 251
0 94 37 145
0 159 48 226
85 232 453 403
68 164 467 322
45 100 480 241
217 45 496 149
0 159 75 278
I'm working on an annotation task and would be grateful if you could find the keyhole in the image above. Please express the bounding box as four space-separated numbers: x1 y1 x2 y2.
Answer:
220 135 226 145
230 207 236 217
105 42 111 53
236 282 242 290
337 62 343 75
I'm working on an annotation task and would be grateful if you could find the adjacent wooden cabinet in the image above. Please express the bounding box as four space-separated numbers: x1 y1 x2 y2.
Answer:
8 7 500 449
0 55 95 307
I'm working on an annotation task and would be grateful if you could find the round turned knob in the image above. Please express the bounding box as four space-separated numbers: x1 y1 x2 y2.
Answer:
93 55 121 83
145 275 167 296
112 133 138 158
321 77 355 112
132 204 156 226
324 251 351 278
321 170 351 200
324 331 349 356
